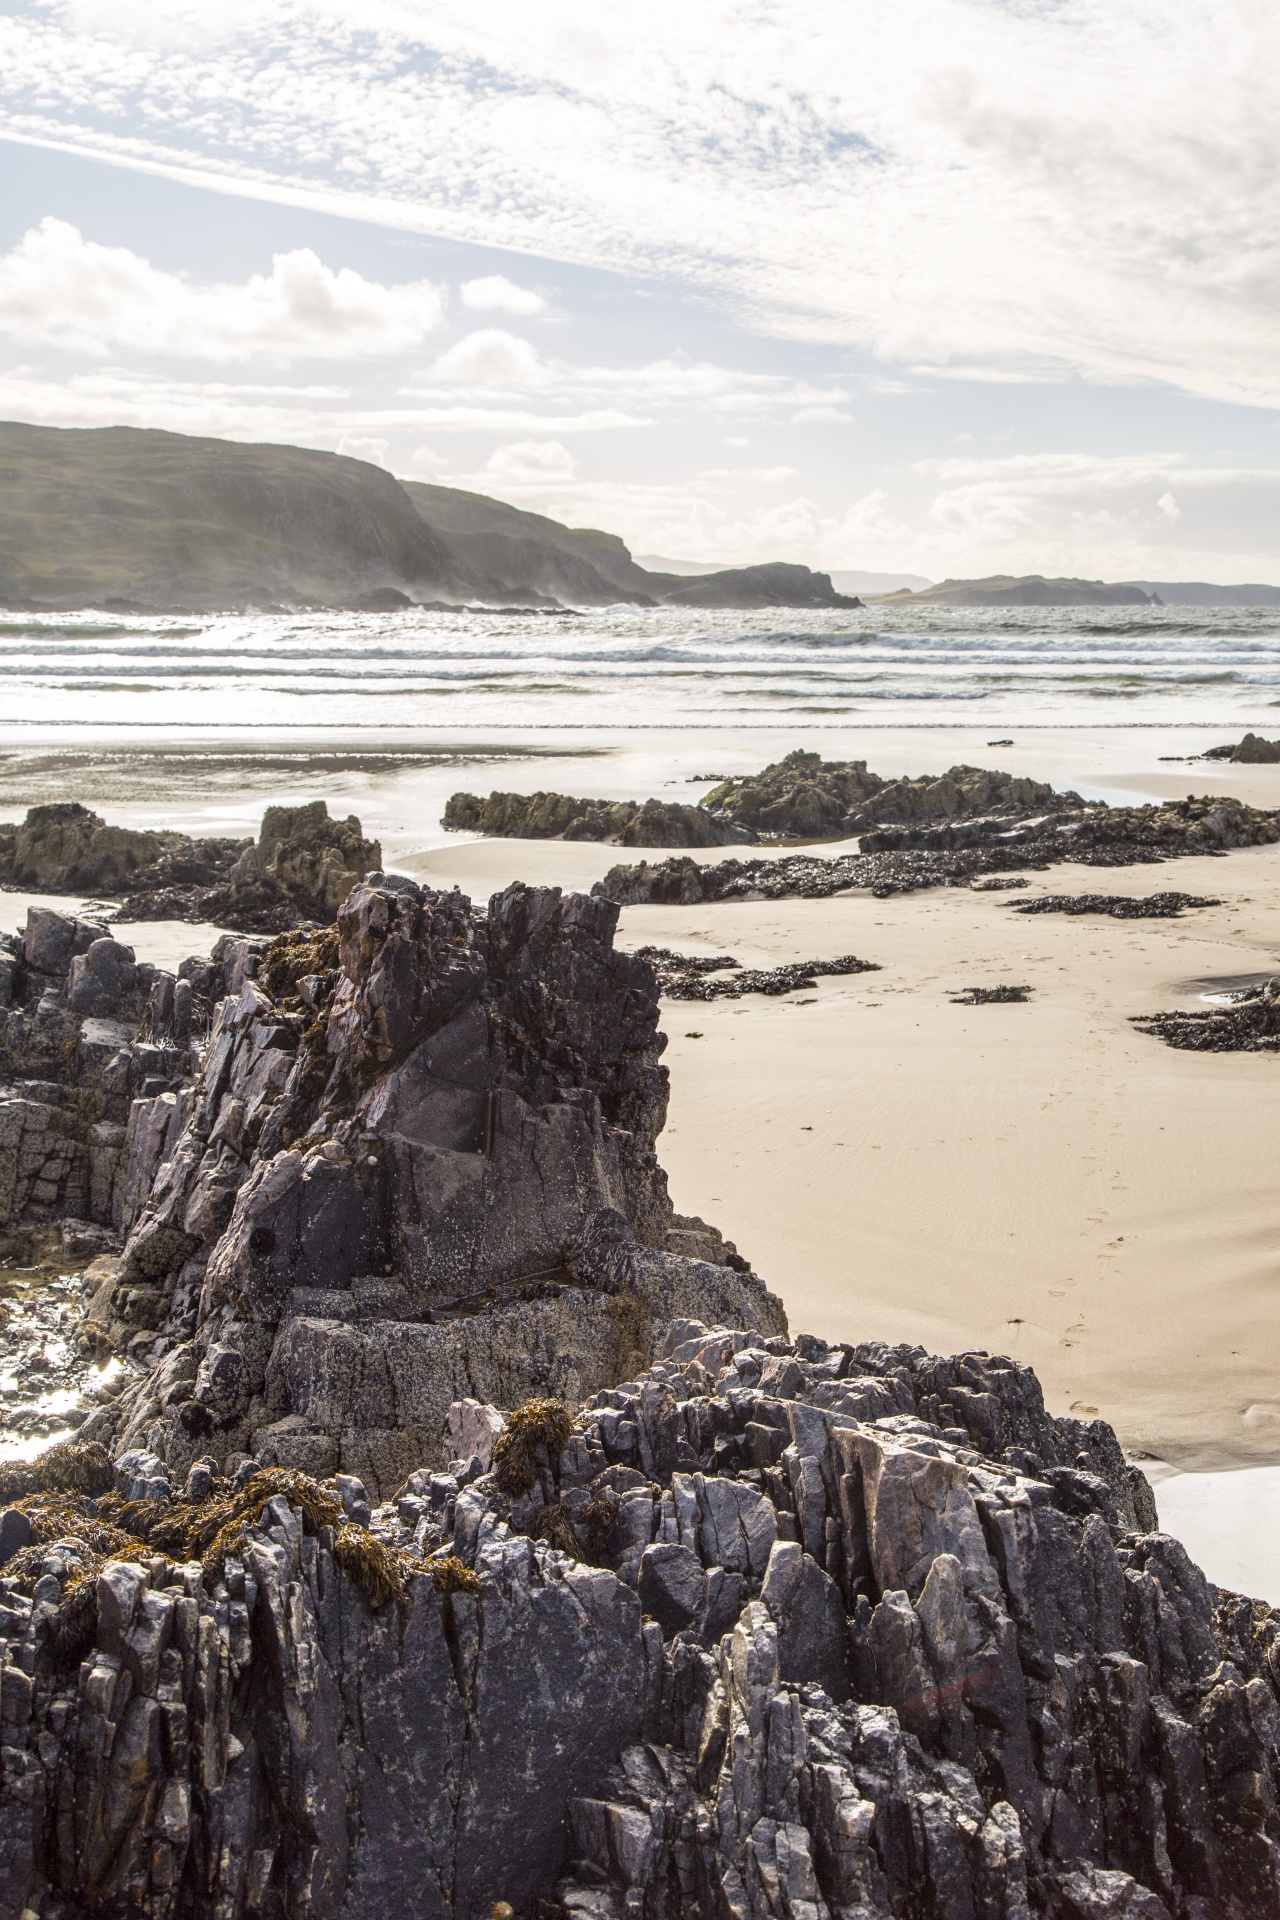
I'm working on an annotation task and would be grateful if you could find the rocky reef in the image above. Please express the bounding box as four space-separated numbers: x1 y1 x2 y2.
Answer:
444 756 1071 852
597 795 1280 907
442 791 752 848
2 874 1279 1918
7 1308 1280 1917
700 754 1071 844
0 801 381 934
1202 735 1280 764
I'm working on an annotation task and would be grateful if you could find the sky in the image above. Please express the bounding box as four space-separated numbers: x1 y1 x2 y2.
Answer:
1 0 1279 583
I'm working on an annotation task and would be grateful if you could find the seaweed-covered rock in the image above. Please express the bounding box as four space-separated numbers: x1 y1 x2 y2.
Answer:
702 751 1069 841
598 792 1280 906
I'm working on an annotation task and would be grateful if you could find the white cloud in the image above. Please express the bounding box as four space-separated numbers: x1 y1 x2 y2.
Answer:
484 438 578 482
6 1 1280 403
429 328 545 386
405 444 448 475
0 219 445 361
335 434 389 466
459 275 547 316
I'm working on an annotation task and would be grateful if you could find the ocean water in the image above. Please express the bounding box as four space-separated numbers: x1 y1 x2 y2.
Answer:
1 602 1279 730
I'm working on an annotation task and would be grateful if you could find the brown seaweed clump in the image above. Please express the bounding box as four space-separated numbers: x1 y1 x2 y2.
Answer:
258 924 342 1004
0 1438 115 1503
491 1399 574 1496
99 1469 416 1606
428 1554 480 1594
527 1502 583 1560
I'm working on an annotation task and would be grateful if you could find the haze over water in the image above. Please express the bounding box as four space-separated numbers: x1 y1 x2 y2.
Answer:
1 603 1279 732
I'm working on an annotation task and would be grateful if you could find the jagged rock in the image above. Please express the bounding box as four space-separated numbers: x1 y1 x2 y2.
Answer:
3 865 1274 1920
78 876 782 1496
228 800 381 917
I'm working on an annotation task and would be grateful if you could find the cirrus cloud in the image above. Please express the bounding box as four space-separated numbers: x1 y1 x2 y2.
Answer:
2 2 1280 404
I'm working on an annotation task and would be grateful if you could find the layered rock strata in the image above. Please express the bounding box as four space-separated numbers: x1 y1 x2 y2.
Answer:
68 875 782 1499
5 1318 1280 1918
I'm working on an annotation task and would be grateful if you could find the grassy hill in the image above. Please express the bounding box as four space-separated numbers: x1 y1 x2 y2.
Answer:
873 574 1156 608
0 422 473 612
0 420 861 613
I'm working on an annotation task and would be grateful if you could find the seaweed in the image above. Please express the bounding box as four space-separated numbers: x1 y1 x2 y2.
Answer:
428 1554 480 1594
1011 891 1219 919
258 924 342 1004
490 1400 574 1496
528 1502 583 1560
333 1521 415 1606
0 1439 116 1501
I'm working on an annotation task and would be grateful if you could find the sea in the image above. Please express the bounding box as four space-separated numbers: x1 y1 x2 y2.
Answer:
0 601 1278 732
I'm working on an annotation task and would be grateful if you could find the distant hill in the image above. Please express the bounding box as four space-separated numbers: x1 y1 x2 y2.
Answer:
875 575 1156 608
0 421 860 614
639 557 932 596
1124 580 1280 607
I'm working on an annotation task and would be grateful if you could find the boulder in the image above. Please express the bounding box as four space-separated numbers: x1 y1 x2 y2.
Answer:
67 936 138 1014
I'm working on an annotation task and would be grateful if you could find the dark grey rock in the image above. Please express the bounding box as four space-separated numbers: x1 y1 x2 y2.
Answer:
638 1541 707 1634
0 1505 33 1565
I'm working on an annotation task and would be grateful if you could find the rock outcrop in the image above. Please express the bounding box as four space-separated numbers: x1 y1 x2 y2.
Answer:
2 871 1277 1919
598 794 1280 907
5 1314 1280 1918
1203 734 1280 764
0 800 382 934
64 874 782 1500
443 790 754 847
701 753 1071 843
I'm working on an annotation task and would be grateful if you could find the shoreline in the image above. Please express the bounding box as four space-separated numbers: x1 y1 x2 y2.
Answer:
4 723 1280 1589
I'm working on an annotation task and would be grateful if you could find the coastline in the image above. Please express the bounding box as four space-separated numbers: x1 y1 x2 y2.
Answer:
6 719 1280 1591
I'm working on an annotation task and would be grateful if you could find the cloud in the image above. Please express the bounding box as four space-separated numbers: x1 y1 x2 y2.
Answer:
484 438 578 482
429 328 545 385
0 219 445 361
460 275 547 316
335 434 389 466
5 1 1280 402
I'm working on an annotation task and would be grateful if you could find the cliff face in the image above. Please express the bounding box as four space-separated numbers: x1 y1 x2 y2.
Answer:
0 422 861 612
1 874 1275 1920
0 423 474 612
